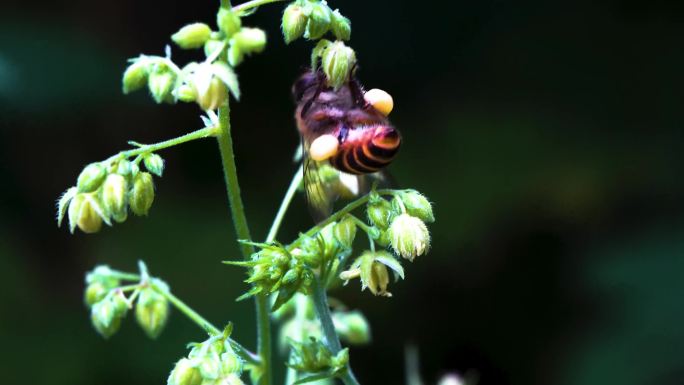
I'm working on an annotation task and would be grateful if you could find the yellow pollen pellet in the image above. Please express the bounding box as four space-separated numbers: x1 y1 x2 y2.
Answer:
309 134 339 161
364 88 394 116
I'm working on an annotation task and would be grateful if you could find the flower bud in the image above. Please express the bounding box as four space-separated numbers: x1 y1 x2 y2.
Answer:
333 310 370 345
282 3 308 44
220 351 242 375
172 23 212 49
114 159 135 180
129 172 155 216
389 214 430 261
333 215 356 249
143 153 165 177
232 28 266 54
122 59 149 94
216 8 241 38
198 353 222 380
84 281 109 306
102 173 128 223
168 358 202 385
395 190 434 223
367 196 393 229
77 162 106 193
135 287 170 339
90 292 128 339
375 230 390 247
364 88 394 116
330 9 351 40
176 84 197 102
227 44 244 67
69 193 107 233
305 2 332 39
148 70 176 104
369 259 390 296
321 41 356 89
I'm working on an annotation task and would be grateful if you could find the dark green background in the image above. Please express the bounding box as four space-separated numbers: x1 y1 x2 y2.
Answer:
1 0 683 384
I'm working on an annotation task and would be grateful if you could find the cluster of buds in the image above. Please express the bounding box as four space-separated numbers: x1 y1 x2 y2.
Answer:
311 39 356 89
281 0 350 44
84 264 170 339
57 154 162 233
168 328 244 385
287 337 349 377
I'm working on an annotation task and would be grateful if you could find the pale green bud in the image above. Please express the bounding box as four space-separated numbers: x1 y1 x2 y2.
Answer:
395 190 434 223
321 41 356 89
305 2 331 39
84 281 109 306
68 193 107 234
135 287 169 339
122 59 149 94
333 310 370 345
176 84 197 102
389 214 430 261
148 71 176 104
367 196 393 229
331 348 349 370
199 76 228 111
168 358 202 385
102 173 128 223
172 23 212 49
375 230 390 247
129 172 155 216
282 3 308 44
143 153 165 177
77 162 106 193
198 353 222 380
333 215 356 249
217 8 241 38
90 292 127 338
114 159 135 180
369 259 390 295
219 351 242 375
232 28 266 54
227 44 244 67
330 9 351 40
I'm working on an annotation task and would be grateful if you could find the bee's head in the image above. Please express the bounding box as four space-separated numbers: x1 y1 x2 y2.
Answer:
292 70 321 103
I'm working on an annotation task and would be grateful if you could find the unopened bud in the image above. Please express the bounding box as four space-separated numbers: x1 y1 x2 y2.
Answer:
114 159 135 180
129 172 155 216
217 8 241 38
122 60 149 94
333 310 370 345
321 41 356 89
389 213 430 261
77 162 106 193
333 215 357 249
84 281 109 306
176 84 197 102
69 193 107 234
395 190 434 223
172 23 212 49
367 196 393 229
282 3 308 44
375 230 390 247
369 259 390 296
135 287 169 339
330 9 351 40
143 153 165 177
305 2 332 40
227 44 244 67
90 292 127 339
220 351 242 375
102 173 128 223
168 358 202 385
232 28 266 54
364 88 394 116
198 353 221 380
148 70 176 104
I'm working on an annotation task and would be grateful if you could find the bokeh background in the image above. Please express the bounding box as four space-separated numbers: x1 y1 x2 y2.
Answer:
1 0 683 384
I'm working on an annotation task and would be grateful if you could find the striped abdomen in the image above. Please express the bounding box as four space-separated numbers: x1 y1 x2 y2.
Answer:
330 125 401 175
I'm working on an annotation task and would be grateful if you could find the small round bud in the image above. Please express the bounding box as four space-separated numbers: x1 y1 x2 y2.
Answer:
305 2 332 39
114 159 135 180
367 196 393 229
102 173 128 223
90 293 127 339
309 134 339 161
217 8 241 38
321 41 356 89
69 193 106 233
333 215 357 249
168 358 202 385
389 214 431 261
232 28 266 54
77 162 106 193
396 190 434 223
122 60 149 94
282 3 308 44
129 172 155 216
220 351 242 375
330 9 351 40
172 23 212 49
84 281 108 306
364 88 394 116
200 76 229 111
198 353 221 380
176 84 197 103
375 230 390 247
148 70 176 104
143 153 165 177
135 287 169 339
333 310 370 345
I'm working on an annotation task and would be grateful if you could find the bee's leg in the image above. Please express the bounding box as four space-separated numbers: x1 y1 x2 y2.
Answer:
301 75 327 117
349 77 367 108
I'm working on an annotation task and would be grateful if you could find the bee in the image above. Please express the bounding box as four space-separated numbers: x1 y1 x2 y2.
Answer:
292 69 401 221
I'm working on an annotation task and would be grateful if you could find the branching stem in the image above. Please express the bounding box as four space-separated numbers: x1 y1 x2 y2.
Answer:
232 0 287 14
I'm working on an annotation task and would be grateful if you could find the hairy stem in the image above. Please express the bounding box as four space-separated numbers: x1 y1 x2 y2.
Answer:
266 165 303 243
216 99 272 385
232 0 286 14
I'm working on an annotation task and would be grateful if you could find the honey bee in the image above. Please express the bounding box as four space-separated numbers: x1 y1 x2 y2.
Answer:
292 69 401 221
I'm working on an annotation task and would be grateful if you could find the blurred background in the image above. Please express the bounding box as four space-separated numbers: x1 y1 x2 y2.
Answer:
1 0 683 384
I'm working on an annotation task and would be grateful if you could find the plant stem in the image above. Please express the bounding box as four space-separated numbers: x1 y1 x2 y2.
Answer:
216 99 272 385
232 0 286 14
266 165 303 243
310 277 361 385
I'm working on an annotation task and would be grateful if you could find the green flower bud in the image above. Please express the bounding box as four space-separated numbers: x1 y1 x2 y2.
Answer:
389 214 430 261
375 230 390 247
68 193 107 234
122 59 149 94
172 23 212 49
333 215 356 249
135 287 170 339
84 281 109 306
143 153 165 177
354 250 404 296
90 292 127 338
217 8 241 38
198 353 222 380
305 2 332 39
102 173 128 223
395 190 434 223
204 39 225 58
333 310 370 345
330 9 351 40
282 3 308 44
129 172 155 216
232 28 266 54
198 76 228 111
77 162 106 193
321 41 356 89
168 358 202 385
367 196 393 229
220 351 242 375
114 159 136 180
331 348 349 370
176 84 197 102
227 44 244 67
148 70 176 104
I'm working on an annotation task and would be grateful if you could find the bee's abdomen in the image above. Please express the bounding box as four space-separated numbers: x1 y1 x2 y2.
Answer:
331 125 401 175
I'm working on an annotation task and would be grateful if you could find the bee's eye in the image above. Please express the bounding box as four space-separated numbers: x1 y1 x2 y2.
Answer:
309 134 339 161
364 88 394 116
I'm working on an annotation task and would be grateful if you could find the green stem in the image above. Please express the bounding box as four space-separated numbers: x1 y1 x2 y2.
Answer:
266 165 303 243
232 0 286 14
215 99 272 385
310 277 361 385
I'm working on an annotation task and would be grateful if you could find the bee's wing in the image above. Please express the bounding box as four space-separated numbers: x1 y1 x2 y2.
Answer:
303 142 339 223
